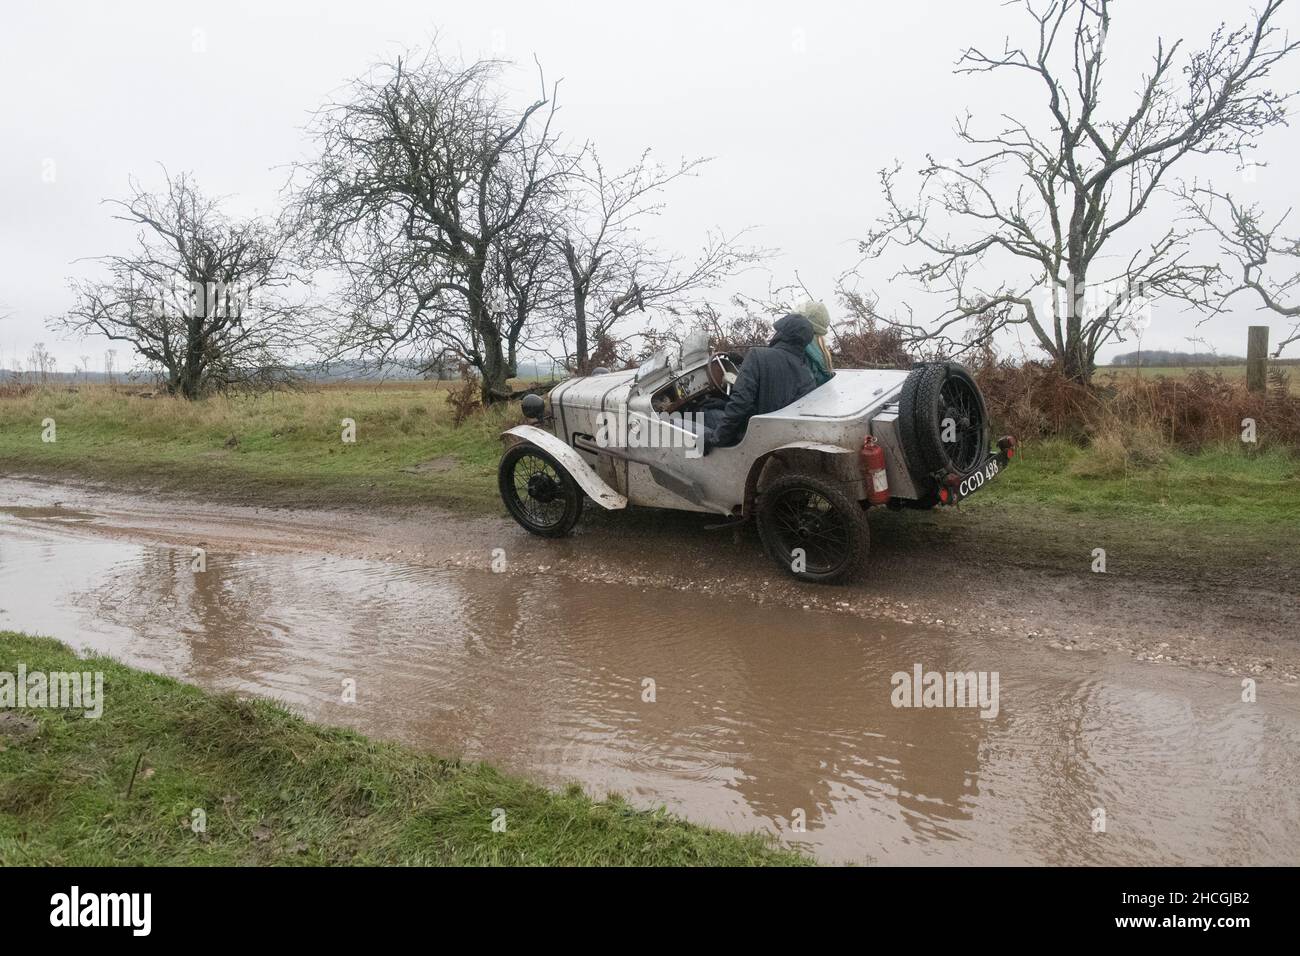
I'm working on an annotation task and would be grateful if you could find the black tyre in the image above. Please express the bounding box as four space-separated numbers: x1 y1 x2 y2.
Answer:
498 443 584 537
898 362 988 491
756 473 871 584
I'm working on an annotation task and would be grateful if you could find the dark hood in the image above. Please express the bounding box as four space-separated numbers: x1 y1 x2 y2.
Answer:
769 314 814 349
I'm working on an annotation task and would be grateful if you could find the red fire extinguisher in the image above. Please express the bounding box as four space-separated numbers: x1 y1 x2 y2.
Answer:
861 435 890 505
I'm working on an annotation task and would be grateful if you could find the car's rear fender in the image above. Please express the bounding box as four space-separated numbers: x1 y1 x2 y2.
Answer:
743 441 865 514
501 425 628 510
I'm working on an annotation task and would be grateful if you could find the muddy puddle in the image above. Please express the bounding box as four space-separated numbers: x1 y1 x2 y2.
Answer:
2 499 1298 864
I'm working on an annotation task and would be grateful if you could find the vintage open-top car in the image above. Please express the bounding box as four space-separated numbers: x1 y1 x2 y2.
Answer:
498 330 1015 582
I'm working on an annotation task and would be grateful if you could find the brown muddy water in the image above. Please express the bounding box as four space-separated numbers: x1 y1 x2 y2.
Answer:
1 499 1298 865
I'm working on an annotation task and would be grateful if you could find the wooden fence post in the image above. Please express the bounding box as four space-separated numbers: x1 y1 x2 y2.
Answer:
1247 326 1269 393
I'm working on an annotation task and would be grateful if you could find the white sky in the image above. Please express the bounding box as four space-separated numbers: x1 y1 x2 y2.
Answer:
2 0 1298 371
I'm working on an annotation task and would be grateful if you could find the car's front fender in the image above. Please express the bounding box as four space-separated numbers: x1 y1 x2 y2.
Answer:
501 425 628 510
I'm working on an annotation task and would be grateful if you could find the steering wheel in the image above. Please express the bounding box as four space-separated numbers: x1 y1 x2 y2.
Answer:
705 352 739 397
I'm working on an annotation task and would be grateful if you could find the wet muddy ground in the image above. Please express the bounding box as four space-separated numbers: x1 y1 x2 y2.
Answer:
2 476 1298 864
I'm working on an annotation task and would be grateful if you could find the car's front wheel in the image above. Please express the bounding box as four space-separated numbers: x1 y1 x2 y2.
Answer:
498 443 584 537
756 473 870 584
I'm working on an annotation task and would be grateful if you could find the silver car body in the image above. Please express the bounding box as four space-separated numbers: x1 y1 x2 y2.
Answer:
505 333 925 517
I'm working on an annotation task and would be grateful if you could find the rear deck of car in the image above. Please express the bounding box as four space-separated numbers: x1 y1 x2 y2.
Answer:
763 368 912 422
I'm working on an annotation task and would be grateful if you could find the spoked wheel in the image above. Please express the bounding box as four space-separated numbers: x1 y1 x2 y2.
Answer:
756 473 870 584
498 443 584 537
937 373 986 474
898 361 989 500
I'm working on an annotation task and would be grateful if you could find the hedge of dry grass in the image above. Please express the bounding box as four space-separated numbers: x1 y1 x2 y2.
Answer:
974 361 1300 452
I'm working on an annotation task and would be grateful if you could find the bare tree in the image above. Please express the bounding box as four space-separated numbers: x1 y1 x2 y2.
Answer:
27 343 57 384
556 148 763 372
53 171 308 399
853 0 1298 383
639 297 773 359
298 48 574 403
1181 183 1300 356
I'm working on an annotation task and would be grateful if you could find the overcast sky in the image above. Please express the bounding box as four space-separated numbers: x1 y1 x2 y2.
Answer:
3 0 1298 372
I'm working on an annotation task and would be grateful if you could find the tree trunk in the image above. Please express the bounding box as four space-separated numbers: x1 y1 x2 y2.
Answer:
171 335 204 399
478 345 509 404
176 286 208 400
1061 346 1092 385
572 290 589 374
564 243 590 374
1062 270 1093 385
476 307 510 402
469 267 510 404
174 364 201 400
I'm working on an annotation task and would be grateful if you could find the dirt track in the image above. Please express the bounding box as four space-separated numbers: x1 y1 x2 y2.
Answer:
3 473 1297 682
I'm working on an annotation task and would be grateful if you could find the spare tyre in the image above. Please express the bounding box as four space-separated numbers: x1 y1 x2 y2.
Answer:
897 362 989 491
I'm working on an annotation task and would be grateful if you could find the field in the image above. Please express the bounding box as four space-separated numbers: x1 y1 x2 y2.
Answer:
1095 362 1300 394
0 381 515 512
0 632 804 865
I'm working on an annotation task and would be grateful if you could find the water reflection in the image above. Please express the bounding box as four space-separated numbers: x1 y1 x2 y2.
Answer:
1 508 1297 864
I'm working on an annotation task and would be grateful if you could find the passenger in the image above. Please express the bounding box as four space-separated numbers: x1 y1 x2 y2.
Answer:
703 314 817 452
796 300 834 386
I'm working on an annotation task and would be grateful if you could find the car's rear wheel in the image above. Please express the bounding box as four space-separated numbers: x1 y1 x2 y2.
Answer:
498 443 584 537
756 473 870 584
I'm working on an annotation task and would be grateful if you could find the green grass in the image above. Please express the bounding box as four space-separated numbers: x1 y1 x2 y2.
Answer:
0 632 806 866
0 383 514 510
928 437 1300 579
978 438 1299 527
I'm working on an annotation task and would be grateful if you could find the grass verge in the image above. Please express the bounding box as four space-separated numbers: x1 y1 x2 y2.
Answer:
0 632 806 866
948 438 1300 580
0 383 515 511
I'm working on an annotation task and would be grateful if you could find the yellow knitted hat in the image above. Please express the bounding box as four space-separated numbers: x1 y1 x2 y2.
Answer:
796 300 830 336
